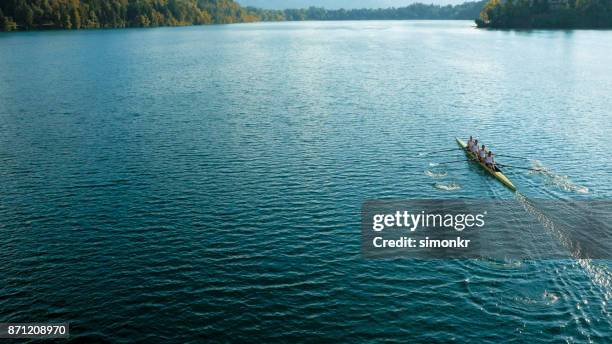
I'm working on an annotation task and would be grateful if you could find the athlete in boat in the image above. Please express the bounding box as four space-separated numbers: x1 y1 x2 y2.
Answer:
485 151 496 170
470 139 479 154
467 136 474 150
478 145 487 162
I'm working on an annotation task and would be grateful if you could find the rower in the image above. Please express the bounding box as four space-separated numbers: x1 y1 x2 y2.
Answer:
470 139 479 154
467 136 474 150
485 151 495 169
479 144 487 162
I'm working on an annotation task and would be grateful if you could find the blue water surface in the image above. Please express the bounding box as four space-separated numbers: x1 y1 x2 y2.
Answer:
1 21 611 342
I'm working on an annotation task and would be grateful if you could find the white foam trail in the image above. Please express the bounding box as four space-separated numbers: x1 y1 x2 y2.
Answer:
425 170 448 178
434 182 461 191
543 290 560 305
515 193 611 303
529 161 589 194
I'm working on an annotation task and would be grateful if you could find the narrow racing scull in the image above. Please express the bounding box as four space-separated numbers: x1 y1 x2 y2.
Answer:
456 138 517 191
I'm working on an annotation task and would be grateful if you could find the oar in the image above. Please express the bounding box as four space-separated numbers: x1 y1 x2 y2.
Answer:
418 148 462 156
495 154 532 160
497 163 542 171
429 159 467 166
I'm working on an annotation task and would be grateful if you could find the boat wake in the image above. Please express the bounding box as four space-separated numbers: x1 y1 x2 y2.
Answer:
514 193 612 302
542 290 560 305
425 170 448 178
529 160 589 194
433 182 461 191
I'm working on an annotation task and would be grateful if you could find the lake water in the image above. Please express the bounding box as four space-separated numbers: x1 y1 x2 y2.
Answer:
1 21 611 342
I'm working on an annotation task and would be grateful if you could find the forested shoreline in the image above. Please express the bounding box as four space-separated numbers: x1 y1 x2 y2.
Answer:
2 0 610 32
477 0 612 29
249 1 486 22
0 0 259 31
0 0 485 32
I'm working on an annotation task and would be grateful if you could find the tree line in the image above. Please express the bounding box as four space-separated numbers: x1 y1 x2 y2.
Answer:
3 0 609 32
250 1 487 21
1 0 487 31
477 0 612 28
0 0 259 31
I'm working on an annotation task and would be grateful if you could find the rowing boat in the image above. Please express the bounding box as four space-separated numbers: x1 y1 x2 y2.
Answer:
456 138 517 191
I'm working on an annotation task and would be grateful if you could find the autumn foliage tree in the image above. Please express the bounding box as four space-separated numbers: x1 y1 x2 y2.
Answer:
0 0 259 31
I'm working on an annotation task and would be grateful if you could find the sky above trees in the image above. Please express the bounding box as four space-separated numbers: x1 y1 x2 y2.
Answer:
237 1 466 10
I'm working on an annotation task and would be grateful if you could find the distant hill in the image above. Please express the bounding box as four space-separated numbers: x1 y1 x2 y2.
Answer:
238 0 466 10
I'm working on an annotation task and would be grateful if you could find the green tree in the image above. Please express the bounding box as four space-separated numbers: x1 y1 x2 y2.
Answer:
17 2 35 29
70 0 81 29
61 7 71 29
477 0 612 28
